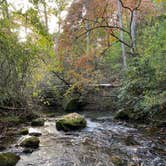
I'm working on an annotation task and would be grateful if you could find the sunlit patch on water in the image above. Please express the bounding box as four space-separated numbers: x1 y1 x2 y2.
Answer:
82 118 101 132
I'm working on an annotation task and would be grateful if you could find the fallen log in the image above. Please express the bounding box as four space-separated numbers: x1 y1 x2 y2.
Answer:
0 106 25 111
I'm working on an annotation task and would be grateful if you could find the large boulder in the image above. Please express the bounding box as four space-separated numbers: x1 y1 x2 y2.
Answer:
0 152 20 166
56 113 86 131
31 119 45 126
20 136 40 148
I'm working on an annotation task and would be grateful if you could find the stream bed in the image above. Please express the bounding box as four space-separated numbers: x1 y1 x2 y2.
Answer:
5 111 166 166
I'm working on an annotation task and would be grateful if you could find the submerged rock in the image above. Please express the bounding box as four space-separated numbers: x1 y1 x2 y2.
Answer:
23 148 34 154
0 145 6 151
0 152 20 166
19 128 28 135
20 136 40 148
124 136 140 146
31 119 45 126
56 113 86 131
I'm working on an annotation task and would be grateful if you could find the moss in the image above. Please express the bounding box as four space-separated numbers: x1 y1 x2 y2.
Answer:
19 128 28 135
56 113 86 131
0 152 20 166
20 136 40 148
31 119 44 126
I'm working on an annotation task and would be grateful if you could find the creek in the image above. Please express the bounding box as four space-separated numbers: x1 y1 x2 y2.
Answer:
5 111 166 166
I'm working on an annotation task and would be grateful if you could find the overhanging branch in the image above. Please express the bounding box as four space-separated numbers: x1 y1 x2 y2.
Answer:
76 25 131 48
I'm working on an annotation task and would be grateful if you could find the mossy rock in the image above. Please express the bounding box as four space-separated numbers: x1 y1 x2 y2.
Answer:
128 162 137 166
20 136 40 148
19 128 28 135
56 113 86 131
114 109 148 122
111 155 124 166
64 98 82 112
0 152 20 166
31 119 44 126
114 109 130 120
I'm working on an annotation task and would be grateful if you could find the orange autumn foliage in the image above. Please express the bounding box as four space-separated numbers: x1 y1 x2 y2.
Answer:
56 0 156 92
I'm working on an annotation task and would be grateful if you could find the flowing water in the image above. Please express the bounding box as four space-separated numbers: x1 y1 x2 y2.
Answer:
6 111 166 166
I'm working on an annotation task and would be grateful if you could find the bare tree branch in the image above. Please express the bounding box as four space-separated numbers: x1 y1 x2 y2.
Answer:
118 0 142 54
51 71 71 87
118 0 132 12
76 25 131 48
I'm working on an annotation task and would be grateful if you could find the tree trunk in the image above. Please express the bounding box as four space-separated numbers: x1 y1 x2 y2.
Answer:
83 2 90 53
130 10 136 55
117 0 127 68
43 1 48 32
86 21 90 52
